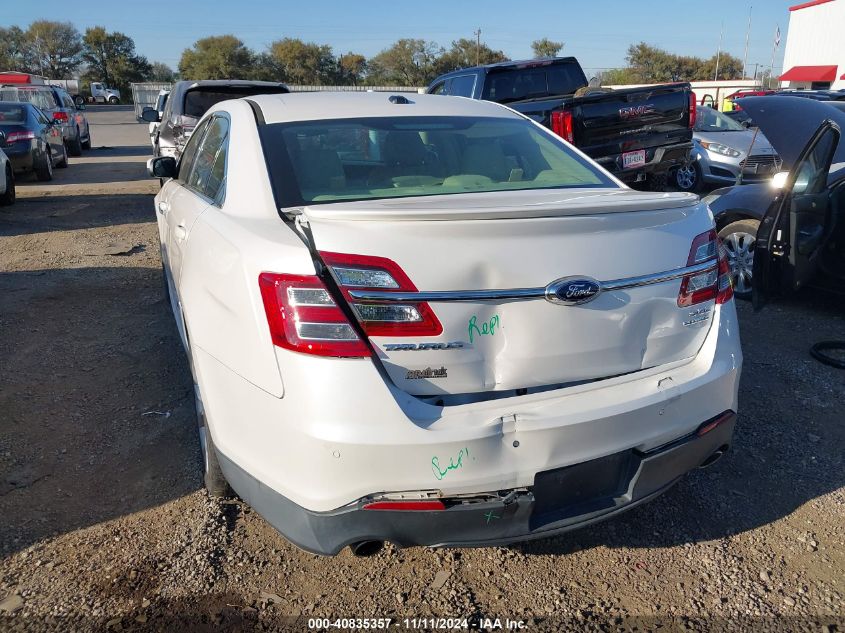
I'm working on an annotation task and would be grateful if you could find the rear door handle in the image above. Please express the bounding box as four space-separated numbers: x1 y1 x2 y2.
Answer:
157 201 169 214
174 223 187 242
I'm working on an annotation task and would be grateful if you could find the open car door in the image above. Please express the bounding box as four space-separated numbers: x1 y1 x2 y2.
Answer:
752 120 841 310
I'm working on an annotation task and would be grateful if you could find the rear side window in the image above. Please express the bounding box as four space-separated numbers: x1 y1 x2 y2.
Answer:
185 116 230 201
0 103 26 123
448 75 476 98
261 115 615 207
177 117 211 180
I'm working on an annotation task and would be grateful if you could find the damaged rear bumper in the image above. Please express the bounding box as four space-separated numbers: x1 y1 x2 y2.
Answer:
217 411 735 555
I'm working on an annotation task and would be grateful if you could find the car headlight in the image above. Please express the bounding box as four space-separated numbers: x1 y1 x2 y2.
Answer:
700 141 741 158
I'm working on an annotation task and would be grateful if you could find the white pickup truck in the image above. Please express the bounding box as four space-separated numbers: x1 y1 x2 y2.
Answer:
146 92 742 556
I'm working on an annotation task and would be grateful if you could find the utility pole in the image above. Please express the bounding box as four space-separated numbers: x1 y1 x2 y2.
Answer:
743 6 752 78
714 22 723 81
753 62 759 84
770 24 780 89
474 28 481 66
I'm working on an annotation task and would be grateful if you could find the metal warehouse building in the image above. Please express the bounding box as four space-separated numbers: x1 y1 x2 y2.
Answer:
780 0 845 90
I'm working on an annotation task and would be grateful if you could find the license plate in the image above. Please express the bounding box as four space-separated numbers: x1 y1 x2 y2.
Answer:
622 149 646 169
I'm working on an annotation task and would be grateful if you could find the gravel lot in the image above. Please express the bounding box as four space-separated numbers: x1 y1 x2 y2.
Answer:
0 106 843 632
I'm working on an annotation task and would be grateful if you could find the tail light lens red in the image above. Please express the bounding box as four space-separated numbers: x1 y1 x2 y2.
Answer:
320 251 443 337
678 229 733 306
689 92 697 129
5 131 35 144
52 111 69 122
550 110 574 143
258 273 370 358
259 253 442 357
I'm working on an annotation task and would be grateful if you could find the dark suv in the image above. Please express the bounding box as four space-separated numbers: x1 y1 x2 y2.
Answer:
144 80 289 161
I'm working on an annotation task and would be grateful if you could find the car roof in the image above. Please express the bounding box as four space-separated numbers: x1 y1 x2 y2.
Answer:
431 56 582 84
245 92 519 124
172 79 288 95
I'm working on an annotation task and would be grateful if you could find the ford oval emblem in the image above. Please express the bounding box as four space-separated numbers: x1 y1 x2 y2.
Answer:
545 277 602 306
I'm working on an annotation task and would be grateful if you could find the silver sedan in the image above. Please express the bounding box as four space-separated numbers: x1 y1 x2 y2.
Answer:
674 106 781 192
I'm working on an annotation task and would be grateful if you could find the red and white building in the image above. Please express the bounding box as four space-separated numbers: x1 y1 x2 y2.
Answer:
780 0 845 90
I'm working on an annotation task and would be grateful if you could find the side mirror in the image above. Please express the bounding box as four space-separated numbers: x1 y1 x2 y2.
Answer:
141 108 160 123
76 103 85 111
771 171 789 189
147 156 177 179
741 120 751 128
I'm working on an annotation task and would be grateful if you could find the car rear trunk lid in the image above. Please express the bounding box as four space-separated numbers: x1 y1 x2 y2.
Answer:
301 188 716 396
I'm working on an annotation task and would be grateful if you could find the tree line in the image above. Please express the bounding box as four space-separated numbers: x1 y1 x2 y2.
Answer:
176 36 567 86
0 21 174 95
1 21 747 93
599 42 745 84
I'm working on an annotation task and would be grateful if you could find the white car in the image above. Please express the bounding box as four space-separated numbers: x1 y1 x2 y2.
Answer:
0 146 14 206
147 89 170 148
147 92 742 557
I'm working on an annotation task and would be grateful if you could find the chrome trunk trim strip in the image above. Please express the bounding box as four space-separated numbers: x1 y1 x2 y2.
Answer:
347 259 718 303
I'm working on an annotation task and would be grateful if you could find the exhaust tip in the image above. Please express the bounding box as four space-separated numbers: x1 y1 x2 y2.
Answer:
699 445 728 469
349 540 384 557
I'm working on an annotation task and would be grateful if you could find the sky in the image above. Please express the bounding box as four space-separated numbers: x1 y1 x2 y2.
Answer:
5 0 799 77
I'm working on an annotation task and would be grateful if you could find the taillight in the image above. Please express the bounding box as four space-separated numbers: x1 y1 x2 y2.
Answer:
6 131 35 144
550 110 574 143
678 229 719 307
52 111 69 122
715 242 734 305
320 251 443 337
689 92 697 129
258 273 370 358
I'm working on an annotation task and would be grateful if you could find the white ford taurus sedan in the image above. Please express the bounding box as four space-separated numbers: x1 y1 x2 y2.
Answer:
147 92 742 557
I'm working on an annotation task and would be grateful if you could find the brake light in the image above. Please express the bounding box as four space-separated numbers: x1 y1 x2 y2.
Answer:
550 110 574 143
52 111 69 122
320 251 443 337
258 273 370 358
715 242 734 305
689 92 697 129
678 229 719 307
5 131 35 144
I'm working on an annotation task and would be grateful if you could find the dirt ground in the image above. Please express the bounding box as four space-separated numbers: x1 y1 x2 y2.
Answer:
0 106 843 632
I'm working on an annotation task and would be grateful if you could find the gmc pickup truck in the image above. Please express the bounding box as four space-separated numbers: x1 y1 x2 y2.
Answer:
428 57 695 188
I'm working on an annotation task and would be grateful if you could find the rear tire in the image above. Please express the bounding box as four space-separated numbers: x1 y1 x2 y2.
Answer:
35 150 53 181
718 219 759 300
196 388 232 498
108 96 119 105
646 171 669 192
0 166 14 206
56 143 68 168
68 129 83 156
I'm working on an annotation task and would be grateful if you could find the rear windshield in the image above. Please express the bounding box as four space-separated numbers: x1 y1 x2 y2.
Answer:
0 102 27 123
481 63 587 103
260 116 616 207
183 87 288 118
9 87 56 111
